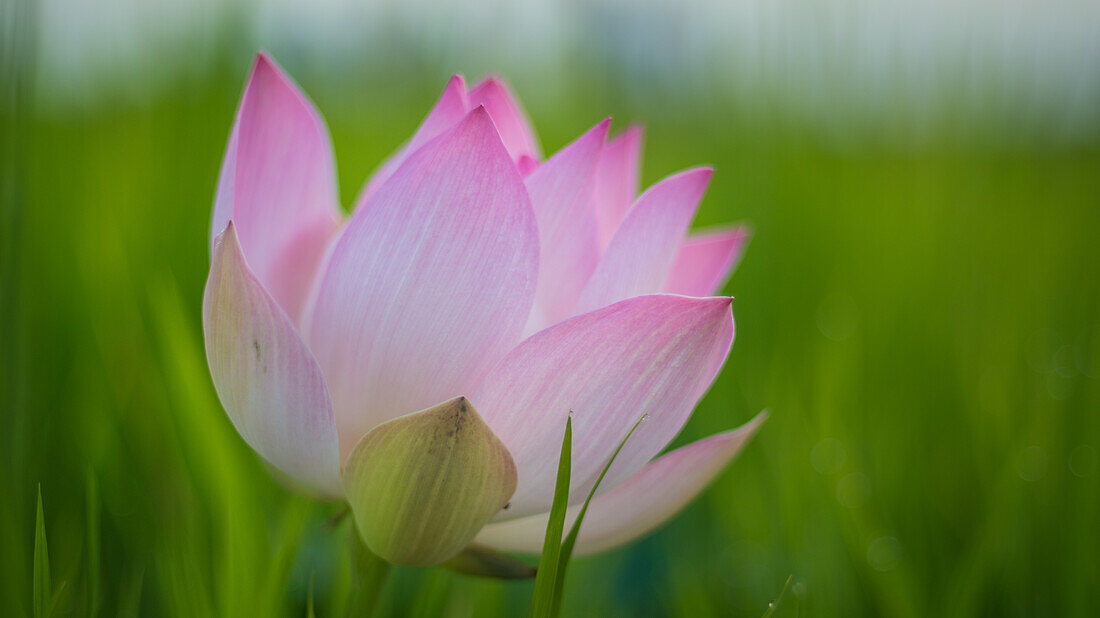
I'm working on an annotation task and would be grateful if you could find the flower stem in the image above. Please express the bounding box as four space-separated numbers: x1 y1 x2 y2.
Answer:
325 504 350 529
344 526 391 617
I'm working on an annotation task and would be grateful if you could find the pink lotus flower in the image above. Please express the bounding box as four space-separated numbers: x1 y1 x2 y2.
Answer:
203 53 763 564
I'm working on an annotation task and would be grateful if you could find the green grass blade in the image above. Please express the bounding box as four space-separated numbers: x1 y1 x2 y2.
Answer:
47 581 68 618
527 416 572 618
761 574 794 618
34 484 51 618
550 413 647 617
85 469 100 618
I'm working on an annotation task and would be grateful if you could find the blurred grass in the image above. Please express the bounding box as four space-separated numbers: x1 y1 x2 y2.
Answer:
3 45 1100 617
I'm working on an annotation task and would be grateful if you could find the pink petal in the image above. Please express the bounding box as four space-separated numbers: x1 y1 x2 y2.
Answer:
468 76 542 165
211 53 341 323
354 75 470 207
306 108 539 460
474 294 734 519
203 224 342 496
474 412 766 554
517 155 539 177
594 125 643 250
664 225 752 297
574 168 712 316
523 119 610 335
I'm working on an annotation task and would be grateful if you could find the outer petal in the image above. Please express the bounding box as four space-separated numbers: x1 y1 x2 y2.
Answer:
664 225 752 297
468 77 542 165
211 53 341 322
523 119 609 335
306 108 539 460
203 224 342 496
594 126 643 250
474 411 766 555
475 294 734 519
355 75 470 207
574 168 712 316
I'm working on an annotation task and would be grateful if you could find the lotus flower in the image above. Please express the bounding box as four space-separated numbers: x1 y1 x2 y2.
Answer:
203 53 764 566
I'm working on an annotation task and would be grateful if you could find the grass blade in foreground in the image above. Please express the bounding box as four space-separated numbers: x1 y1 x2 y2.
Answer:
34 485 51 618
550 413 647 616
527 416 572 618
529 413 647 618
761 574 794 618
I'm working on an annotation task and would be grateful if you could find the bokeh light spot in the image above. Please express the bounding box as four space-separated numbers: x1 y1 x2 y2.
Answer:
1069 445 1097 478
1018 446 1048 482
867 536 902 572
1045 373 1074 400
837 472 871 508
1026 328 1063 374
1075 326 1099 378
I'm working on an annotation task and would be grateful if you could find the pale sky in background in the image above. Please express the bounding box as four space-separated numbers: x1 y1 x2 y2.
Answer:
30 0 1100 139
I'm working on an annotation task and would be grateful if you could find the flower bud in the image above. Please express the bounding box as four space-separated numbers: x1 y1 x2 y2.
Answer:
343 397 517 566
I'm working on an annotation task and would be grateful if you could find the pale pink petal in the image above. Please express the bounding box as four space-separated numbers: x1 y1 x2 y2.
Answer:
468 76 541 165
664 225 752 297
354 75 469 207
306 108 539 460
203 224 342 496
475 294 734 519
574 168 712 316
474 411 766 554
211 53 341 323
523 119 610 335
595 126 643 249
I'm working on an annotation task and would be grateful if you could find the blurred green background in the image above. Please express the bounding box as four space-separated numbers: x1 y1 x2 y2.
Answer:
3 0 1099 616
